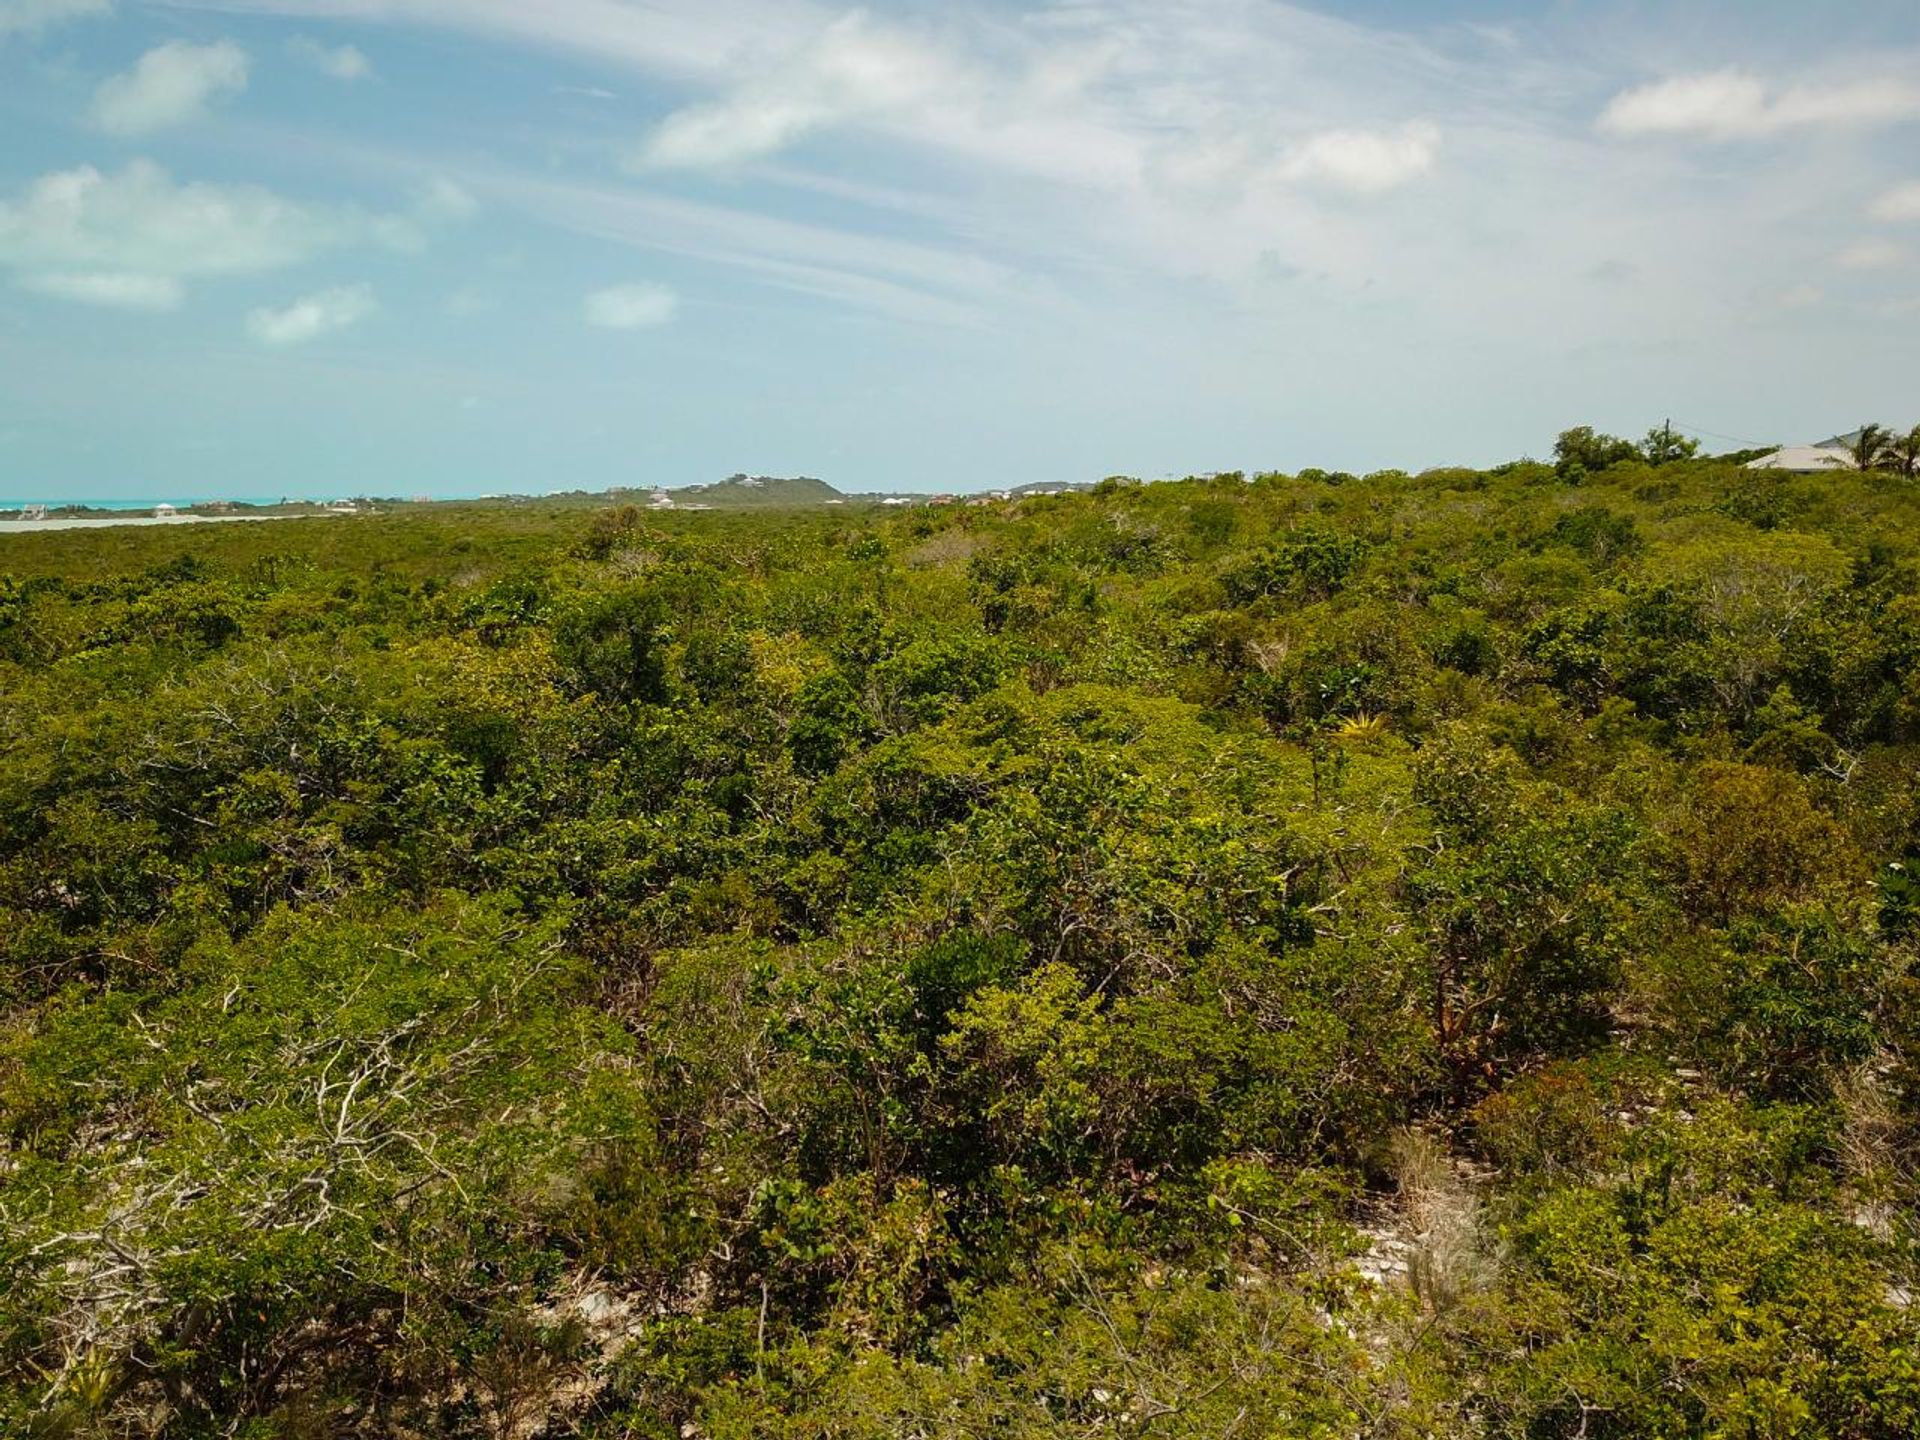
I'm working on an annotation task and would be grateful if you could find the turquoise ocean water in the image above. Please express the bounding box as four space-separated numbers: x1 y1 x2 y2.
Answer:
1 498 300 510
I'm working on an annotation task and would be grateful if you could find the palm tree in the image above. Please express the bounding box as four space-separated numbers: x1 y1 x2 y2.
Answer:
1846 423 1893 472
1889 425 1920 480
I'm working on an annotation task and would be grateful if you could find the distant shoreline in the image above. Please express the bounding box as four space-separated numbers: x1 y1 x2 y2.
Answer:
0 513 342 534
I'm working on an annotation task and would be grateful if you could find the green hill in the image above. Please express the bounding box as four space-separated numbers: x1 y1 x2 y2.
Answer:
662 473 847 508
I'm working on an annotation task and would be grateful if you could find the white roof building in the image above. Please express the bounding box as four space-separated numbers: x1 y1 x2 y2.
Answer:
1746 444 1855 473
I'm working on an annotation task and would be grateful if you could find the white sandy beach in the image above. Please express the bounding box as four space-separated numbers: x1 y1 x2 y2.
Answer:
0 513 338 534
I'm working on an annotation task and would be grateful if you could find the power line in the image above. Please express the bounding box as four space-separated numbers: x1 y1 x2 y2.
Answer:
1669 419 1773 448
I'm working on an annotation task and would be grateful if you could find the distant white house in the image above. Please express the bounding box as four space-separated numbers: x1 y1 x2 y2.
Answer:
1747 445 1853 473
153 503 178 518
1747 431 1868 473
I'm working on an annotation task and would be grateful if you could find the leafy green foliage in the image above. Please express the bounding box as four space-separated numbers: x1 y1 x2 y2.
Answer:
4 449 1919 1435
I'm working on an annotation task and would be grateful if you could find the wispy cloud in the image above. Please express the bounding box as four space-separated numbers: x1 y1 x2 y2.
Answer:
1599 69 1920 141
1276 122 1441 195
92 40 249 136
18 270 182 310
13 0 1920 494
173 0 1446 209
163 0 1918 352
413 176 478 225
1871 182 1920 223
161 0 820 81
478 166 1022 328
1835 238 1908 271
583 282 677 329
248 283 377 344
634 11 953 170
0 161 466 308
288 35 372 82
0 0 109 39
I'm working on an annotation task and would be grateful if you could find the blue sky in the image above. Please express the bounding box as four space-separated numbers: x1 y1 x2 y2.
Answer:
2 0 1918 500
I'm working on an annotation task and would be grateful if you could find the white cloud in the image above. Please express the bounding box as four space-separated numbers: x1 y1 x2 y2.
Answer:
17 271 182 310
1599 69 1920 141
642 95 828 170
0 0 109 38
1777 282 1824 309
637 11 939 170
247 283 377 345
1276 122 1441 196
584 282 678 329
0 161 336 280
1870 182 1920 223
612 3 1462 226
25 0 1920 486
1835 239 1908 271
92 40 249 137
0 160 456 308
414 177 478 225
289 36 372 82
159 3 1887 326
1598 71 1766 139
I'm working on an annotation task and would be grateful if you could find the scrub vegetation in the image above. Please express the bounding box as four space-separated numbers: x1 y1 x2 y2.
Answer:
4 440 1919 1437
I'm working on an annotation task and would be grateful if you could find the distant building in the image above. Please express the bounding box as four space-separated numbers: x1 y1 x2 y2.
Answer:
649 489 675 510
22 504 47 521
153 503 178 518
1746 444 1854 474
1748 430 1877 473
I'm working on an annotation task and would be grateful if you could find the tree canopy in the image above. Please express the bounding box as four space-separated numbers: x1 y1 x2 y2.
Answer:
4 450 1919 1437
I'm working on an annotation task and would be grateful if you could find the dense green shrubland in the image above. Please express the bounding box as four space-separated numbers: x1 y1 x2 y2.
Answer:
3 456 1919 1436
